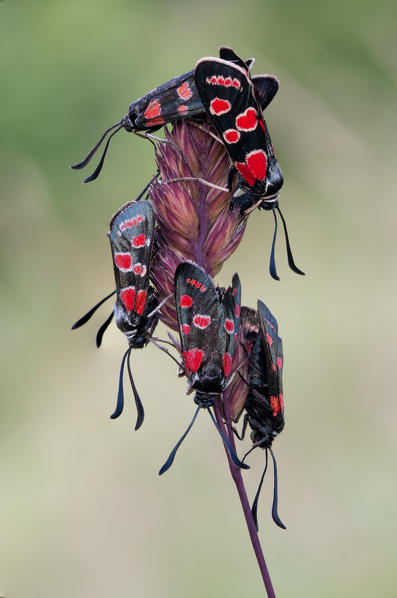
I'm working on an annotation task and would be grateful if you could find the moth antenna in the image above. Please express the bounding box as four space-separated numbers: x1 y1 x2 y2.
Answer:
251 449 269 531
96 311 114 348
207 408 250 470
110 347 130 419
269 208 280 281
70 122 122 170
135 170 160 202
276 206 305 276
71 290 116 329
83 125 124 183
159 406 201 475
126 349 144 431
269 447 286 529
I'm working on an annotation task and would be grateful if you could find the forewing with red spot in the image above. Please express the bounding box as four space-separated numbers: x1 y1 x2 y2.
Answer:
220 273 241 375
174 262 227 393
257 300 284 420
108 200 155 330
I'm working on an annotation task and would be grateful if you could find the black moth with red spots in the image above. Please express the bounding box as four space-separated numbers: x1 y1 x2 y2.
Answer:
240 300 286 530
71 47 279 183
159 262 249 475
72 200 160 430
194 56 304 281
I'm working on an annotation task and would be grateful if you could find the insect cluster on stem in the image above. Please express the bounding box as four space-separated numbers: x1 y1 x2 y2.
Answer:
72 46 305 544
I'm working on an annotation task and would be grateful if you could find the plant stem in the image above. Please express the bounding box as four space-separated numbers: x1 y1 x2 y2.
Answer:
214 398 276 598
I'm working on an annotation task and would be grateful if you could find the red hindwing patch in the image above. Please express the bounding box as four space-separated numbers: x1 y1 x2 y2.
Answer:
223 353 232 377
235 162 256 186
115 253 132 272
135 290 147 315
180 294 193 308
210 98 232 116
144 99 161 120
177 81 193 100
223 129 240 144
187 348 204 372
192 314 211 330
224 319 234 334
235 107 257 132
120 287 135 312
131 233 147 248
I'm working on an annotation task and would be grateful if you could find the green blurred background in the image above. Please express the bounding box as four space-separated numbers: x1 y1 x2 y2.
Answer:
1 1 396 596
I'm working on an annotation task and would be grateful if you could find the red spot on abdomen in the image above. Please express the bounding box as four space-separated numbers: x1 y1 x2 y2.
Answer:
177 81 193 100
144 99 161 120
246 150 267 181
120 287 135 312
210 98 231 116
224 319 234 333
115 253 132 271
132 233 146 248
135 290 147 315
193 314 211 329
223 353 232 377
187 348 203 372
180 294 193 308
235 107 257 132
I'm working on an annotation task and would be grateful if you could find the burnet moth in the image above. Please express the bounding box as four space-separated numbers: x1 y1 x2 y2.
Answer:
239 300 286 530
72 200 166 430
194 57 305 281
70 46 279 183
159 262 249 475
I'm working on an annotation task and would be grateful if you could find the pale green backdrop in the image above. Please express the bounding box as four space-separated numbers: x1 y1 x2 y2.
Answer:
1 1 396 596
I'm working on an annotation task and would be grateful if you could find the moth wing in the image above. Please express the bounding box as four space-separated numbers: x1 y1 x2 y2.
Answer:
174 262 224 387
221 273 241 368
257 300 283 418
252 75 279 111
218 46 253 71
109 200 154 320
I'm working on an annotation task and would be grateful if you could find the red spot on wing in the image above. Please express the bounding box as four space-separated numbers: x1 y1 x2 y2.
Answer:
178 104 189 115
224 77 232 87
223 353 232 377
235 107 257 132
193 314 211 329
195 281 201 288
119 215 143 231
210 98 231 116
272 364 277 372
133 263 147 276
120 287 135 312
131 233 146 248
187 348 204 372
218 75 225 86
235 162 256 186
270 396 280 416
266 332 273 345
224 319 234 334
277 357 283 370
200 285 206 292
177 81 193 100
180 294 193 308
144 99 161 120
232 78 241 88
279 393 284 413
181 324 190 335
190 279 197 286
223 129 240 144
115 253 132 271
146 117 164 126
246 150 267 181
232 288 237 296
135 290 147 315
259 119 266 133
210 75 217 84
235 304 240 318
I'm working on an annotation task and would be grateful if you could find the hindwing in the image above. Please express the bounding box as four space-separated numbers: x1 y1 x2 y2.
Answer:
109 200 155 331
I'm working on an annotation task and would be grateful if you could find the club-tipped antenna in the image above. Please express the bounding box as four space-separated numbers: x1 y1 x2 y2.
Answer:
71 290 116 330
269 447 286 529
126 349 145 431
110 347 130 419
276 206 305 276
81 124 124 183
207 408 250 470
269 208 280 281
96 312 114 348
71 122 122 170
251 449 269 530
159 406 201 475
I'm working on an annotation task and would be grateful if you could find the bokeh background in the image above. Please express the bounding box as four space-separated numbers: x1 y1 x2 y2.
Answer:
1 1 396 596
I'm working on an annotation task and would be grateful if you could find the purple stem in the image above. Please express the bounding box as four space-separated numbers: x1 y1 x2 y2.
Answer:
214 398 276 598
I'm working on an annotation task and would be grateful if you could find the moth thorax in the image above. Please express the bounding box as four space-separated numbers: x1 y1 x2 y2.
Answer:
194 391 217 408
122 113 134 132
